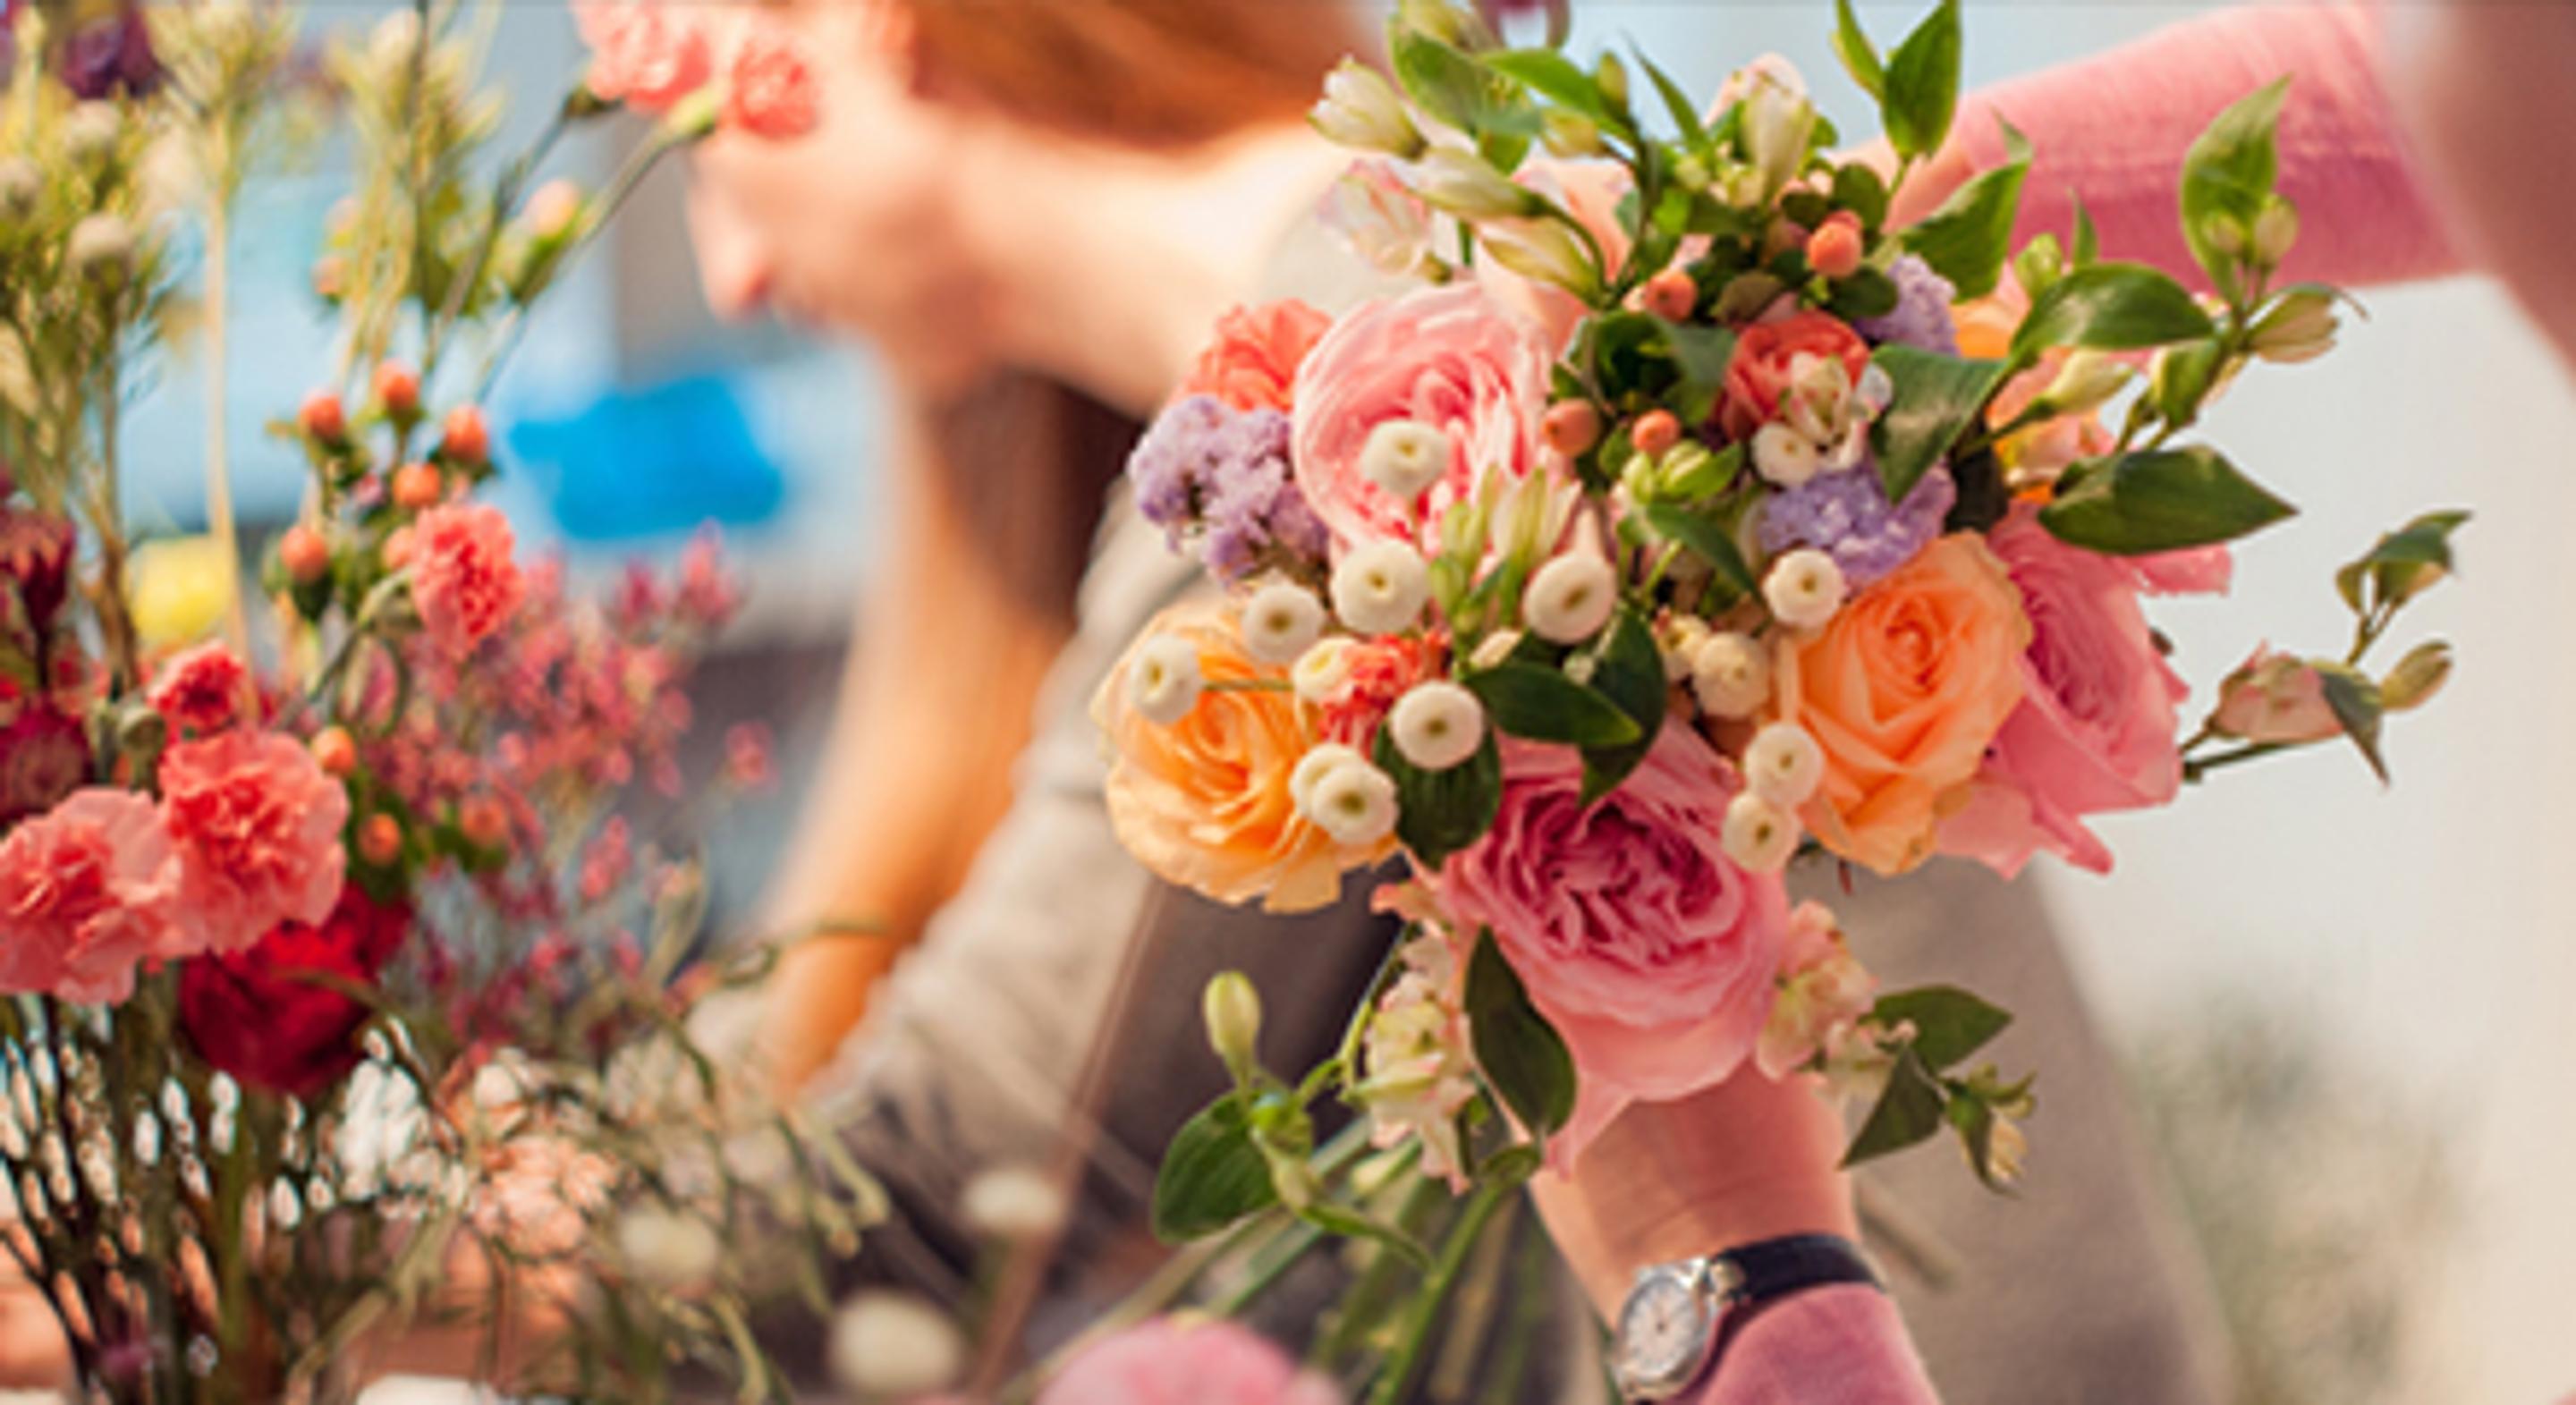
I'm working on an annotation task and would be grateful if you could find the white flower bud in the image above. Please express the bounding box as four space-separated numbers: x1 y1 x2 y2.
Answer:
829 1292 964 1399
1388 681 1486 771
1469 629 1524 672
2036 349 2131 418
1405 146 1537 221
1522 553 1618 644
1311 59 1425 159
2250 199 2300 268
2249 289 2339 365
1291 742 1368 814
1763 548 1847 631
615 1206 723 1293
1305 758 1400 846
1691 631 1772 719
1293 638 1358 704
961 1164 1070 1242
1735 59 1815 197
1241 581 1326 664
1201 971 1265 1073
1332 540 1431 635
1360 419 1452 502
1743 721 1825 806
1750 423 1823 488
1478 216 1599 299
1127 633 1205 725
1721 791 1800 873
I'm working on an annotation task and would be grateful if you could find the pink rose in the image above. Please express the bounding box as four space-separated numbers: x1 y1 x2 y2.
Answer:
2209 645 2342 743
0 790 185 1003
158 731 350 954
148 640 250 737
411 504 527 656
1428 727 1788 1165
1937 505 2194 878
1292 285 1550 552
574 0 711 112
721 24 819 140
1180 299 1333 414
1039 1320 1342 1405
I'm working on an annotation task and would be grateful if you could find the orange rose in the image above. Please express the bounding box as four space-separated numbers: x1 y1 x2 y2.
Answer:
1178 300 1333 413
1772 534 2030 876
1095 600 1386 912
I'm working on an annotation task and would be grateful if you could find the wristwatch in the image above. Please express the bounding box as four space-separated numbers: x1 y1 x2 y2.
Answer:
1607 1232 1883 1401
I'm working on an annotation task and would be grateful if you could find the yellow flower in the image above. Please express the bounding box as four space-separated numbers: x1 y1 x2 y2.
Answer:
128 535 236 648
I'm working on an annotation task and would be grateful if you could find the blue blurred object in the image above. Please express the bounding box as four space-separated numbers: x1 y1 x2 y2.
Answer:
505 375 786 542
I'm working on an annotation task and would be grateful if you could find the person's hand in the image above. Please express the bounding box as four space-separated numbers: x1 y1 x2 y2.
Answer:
1530 1064 1856 1319
0 1247 73 1391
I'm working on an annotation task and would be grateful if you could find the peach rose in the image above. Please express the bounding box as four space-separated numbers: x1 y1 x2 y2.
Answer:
1292 285 1550 552
1180 300 1333 414
1718 310 1873 442
1773 533 2030 876
1095 601 1386 913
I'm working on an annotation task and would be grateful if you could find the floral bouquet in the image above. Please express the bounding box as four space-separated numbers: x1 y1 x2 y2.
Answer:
1096 2 2465 1397
0 3 868 1401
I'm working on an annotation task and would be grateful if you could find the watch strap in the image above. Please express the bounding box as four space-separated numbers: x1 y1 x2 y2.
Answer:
1715 1232 1882 1309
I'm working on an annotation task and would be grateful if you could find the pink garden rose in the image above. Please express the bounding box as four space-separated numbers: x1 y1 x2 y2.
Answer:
1937 505 2199 878
1428 726 1789 1165
0 790 185 1003
574 0 711 112
1038 1320 1342 1405
411 504 527 657
1292 284 1550 552
158 731 350 954
722 23 819 140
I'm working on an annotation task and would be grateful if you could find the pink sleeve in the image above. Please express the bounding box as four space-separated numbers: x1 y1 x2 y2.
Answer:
1684 1285 1939 1405
1949 4 2458 291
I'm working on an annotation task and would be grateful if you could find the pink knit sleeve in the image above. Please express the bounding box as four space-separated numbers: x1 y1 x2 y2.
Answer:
1683 1286 1940 1405
1948 4 2457 290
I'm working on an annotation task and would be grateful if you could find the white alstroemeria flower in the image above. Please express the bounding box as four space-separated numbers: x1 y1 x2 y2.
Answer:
1388 681 1486 771
1764 548 1848 631
1241 580 1327 664
1126 633 1205 725
1306 758 1400 846
1310 59 1425 159
1322 160 1440 282
1478 216 1601 299
1332 539 1431 635
1690 631 1773 719
1743 721 1826 807
1360 419 1453 502
1721 791 1800 873
1403 146 1537 221
1523 552 1618 643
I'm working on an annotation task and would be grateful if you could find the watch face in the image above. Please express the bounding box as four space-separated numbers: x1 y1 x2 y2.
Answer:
1613 1266 1716 1398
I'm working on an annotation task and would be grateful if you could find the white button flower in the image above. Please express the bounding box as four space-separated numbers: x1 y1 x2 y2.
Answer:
1241 580 1326 664
1291 742 1368 815
1522 552 1618 643
1126 633 1205 725
1763 548 1848 631
1690 631 1772 719
1388 681 1486 771
1306 758 1401 847
960 1165 1069 1243
828 1292 965 1399
1751 422 1823 488
1292 637 1358 704
1360 419 1452 502
1332 539 1431 635
1721 791 1800 873
1743 721 1825 806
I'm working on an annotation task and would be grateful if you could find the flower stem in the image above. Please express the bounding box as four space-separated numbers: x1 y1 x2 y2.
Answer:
1363 1176 1514 1405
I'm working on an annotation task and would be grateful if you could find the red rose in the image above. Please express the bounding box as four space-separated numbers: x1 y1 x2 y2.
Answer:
179 886 411 1097
1717 310 1871 442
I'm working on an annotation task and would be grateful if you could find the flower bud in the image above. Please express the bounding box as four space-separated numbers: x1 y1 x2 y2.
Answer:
2250 198 2300 268
1522 551 1617 644
2034 349 2131 418
2210 648 2339 743
1323 160 1439 281
1311 59 1425 159
2379 639 2452 713
441 404 491 463
1541 400 1602 457
392 461 443 511
1477 216 1598 299
298 390 346 444
1631 410 1682 458
1202 971 1265 1072
1657 440 1727 500
1539 109 1605 159
311 727 358 778
1737 63 1815 197
1389 681 1486 770
358 814 402 868
372 360 420 419
2248 289 2338 365
1437 494 1489 563
1405 147 1537 221
278 524 331 584
1594 53 1630 112
1806 211 1863 280
1640 268 1698 323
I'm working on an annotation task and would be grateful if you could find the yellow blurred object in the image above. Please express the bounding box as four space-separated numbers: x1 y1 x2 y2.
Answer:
128 536 238 649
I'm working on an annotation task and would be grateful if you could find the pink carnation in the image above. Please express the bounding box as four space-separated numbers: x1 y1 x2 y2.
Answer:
411 504 527 656
722 24 819 140
574 0 711 112
1314 634 1436 750
1938 505 2202 878
1180 300 1333 413
0 790 185 1003
158 732 350 953
1428 726 1788 1166
1038 1320 1342 1405
148 641 250 737
1291 285 1549 553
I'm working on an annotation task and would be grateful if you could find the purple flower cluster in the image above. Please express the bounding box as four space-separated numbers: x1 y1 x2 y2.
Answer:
1128 394 1329 580
1757 456 1958 588
1854 255 1960 356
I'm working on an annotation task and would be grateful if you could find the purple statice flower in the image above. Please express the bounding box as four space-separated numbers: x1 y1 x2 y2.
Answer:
1854 255 1960 356
1127 394 1327 580
1758 454 1958 588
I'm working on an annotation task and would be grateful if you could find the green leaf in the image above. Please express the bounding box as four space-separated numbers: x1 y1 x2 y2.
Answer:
2038 446 2296 555
1881 0 1963 160
2346 508 2471 612
1843 1045 1947 1167
1662 321 1737 424
1947 1092 2016 1193
2149 339 2228 427
1484 48 1611 125
1374 725 1504 871
1299 1201 1434 1271
2012 261 2217 359
1391 27 1490 132
1462 663 1645 748
1830 0 1885 101
1871 346 2011 504
1575 607 1668 804
1639 51 1707 148
2071 196 2099 267
1826 266 1902 320
1153 1096 1279 1242
2317 664 2389 784
1832 161 1891 233
2180 78 2291 295
1641 501 1758 597
1899 119 2029 299
1870 986 2012 1071
1466 929 1578 1137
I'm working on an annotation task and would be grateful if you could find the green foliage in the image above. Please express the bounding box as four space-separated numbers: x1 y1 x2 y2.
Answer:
1465 930 1577 1138
1829 0 1886 101
2335 510 2470 616
1642 501 1759 600
1154 1095 1282 1241
1463 663 1645 748
2012 262 2217 359
1375 725 1504 870
1871 986 2012 1071
2038 447 2296 555
2179 78 2291 301
1572 607 1668 803
1870 346 2012 503
1899 119 2029 299
1880 0 1964 160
